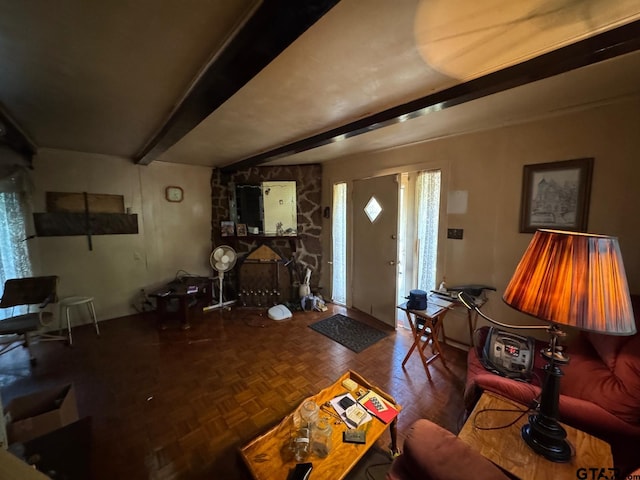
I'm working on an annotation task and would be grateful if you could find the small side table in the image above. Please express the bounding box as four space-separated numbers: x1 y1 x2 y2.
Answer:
458 392 613 480
397 301 450 381
432 291 487 347
149 282 208 330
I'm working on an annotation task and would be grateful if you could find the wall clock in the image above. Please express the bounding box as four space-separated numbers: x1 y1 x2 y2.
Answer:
165 186 184 202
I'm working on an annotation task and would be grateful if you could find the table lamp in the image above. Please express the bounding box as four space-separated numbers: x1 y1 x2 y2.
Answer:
502 229 636 462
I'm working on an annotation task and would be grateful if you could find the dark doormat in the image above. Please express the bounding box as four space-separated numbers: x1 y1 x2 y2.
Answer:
309 314 388 353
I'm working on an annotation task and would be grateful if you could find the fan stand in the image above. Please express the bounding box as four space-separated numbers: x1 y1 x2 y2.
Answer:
203 271 236 312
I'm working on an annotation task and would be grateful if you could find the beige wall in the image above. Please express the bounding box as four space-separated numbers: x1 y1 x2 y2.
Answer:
28 149 212 324
322 98 640 343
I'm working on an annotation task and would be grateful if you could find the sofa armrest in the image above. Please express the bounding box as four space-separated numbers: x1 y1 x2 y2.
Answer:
386 420 510 480
464 340 541 412
555 394 640 439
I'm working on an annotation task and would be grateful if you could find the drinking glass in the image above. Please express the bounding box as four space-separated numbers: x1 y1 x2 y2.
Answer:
311 418 332 458
290 427 311 462
300 400 319 427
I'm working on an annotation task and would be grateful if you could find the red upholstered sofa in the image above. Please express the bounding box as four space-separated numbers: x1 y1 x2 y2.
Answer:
464 295 640 475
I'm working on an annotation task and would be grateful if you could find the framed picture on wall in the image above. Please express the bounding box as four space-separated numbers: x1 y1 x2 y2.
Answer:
519 158 594 233
236 223 247 237
221 221 235 237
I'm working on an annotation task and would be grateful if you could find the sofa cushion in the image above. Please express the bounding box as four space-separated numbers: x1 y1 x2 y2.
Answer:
563 337 640 424
584 295 639 370
569 295 640 424
585 332 628 371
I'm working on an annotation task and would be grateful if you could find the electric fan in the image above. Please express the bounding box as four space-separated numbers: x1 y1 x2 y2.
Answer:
203 245 237 311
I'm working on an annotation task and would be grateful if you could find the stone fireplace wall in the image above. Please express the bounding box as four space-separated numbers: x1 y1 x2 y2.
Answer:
210 164 323 298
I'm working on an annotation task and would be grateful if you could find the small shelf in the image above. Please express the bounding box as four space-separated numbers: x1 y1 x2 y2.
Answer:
225 234 298 251
33 212 139 236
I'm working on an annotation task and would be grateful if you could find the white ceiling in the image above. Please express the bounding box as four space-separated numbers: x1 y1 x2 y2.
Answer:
0 0 260 157
274 50 640 166
1 0 640 170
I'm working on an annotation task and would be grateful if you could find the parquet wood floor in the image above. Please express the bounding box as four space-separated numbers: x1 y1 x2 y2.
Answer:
0 303 468 479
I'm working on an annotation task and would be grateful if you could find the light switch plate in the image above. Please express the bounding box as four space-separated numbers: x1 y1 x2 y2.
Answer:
447 228 463 239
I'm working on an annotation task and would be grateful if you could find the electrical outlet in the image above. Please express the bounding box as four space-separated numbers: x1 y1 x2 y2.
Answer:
447 228 463 240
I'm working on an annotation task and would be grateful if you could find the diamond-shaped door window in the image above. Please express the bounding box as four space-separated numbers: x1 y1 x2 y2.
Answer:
364 196 382 223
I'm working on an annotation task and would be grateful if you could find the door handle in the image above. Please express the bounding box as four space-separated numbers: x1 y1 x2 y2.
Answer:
389 261 396 265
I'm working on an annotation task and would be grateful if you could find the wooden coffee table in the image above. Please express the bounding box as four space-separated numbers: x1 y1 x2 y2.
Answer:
240 371 402 480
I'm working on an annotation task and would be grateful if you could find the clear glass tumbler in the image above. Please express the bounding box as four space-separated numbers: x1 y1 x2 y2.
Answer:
290 427 311 462
311 418 333 458
300 400 319 427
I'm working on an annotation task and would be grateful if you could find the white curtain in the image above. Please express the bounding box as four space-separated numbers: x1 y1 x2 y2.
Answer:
331 183 347 305
0 166 33 319
415 170 441 291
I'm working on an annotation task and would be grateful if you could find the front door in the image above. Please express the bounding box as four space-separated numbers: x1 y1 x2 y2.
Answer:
352 174 399 327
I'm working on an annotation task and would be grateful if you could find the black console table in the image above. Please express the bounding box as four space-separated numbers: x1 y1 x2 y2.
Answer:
149 277 210 330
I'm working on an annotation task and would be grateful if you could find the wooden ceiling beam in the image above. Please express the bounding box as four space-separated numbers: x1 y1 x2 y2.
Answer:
221 19 640 173
0 104 37 167
134 0 341 165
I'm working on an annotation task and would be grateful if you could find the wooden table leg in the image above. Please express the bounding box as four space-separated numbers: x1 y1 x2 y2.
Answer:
401 325 427 366
401 311 419 365
389 415 399 455
401 311 433 381
155 297 168 330
179 297 191 330
429 313 448 367
467 309 479 347
439 320 447 345
416 324 442 367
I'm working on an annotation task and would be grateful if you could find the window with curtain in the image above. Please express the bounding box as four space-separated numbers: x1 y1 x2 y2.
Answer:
331 182 347 305
0 166 33 320
415 170 441 292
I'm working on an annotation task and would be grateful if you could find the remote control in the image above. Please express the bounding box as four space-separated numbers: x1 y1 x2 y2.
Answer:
289 462 313 480
339 396 355 410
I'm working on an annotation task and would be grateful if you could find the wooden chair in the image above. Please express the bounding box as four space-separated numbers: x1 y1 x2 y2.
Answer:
0 275 58 365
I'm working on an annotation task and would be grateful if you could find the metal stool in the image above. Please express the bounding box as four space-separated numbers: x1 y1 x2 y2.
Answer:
58 296 100 346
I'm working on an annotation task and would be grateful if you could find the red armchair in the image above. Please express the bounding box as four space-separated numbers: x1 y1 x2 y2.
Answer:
464 295 640 475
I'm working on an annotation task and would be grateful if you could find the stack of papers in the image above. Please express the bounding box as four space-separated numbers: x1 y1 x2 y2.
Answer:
330 393 372 429
428 294 454 309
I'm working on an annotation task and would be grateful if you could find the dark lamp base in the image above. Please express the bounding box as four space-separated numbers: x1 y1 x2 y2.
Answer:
521 414 572 463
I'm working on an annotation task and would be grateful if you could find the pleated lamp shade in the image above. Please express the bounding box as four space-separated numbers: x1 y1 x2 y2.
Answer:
503 229 636 335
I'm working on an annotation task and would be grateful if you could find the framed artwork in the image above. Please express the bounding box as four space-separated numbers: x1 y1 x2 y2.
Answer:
519 158 594 233
236 223 247 237
221 221 235 237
